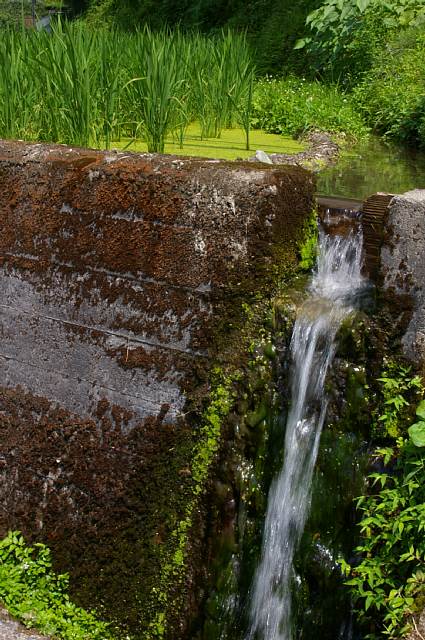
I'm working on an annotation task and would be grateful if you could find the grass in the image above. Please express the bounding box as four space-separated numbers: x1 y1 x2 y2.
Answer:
114 123 305 160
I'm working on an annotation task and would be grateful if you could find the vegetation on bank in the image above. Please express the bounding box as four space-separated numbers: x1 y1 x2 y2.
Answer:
296 0 425 148
0 531 111 639
0 21 369 156
340 365 425 638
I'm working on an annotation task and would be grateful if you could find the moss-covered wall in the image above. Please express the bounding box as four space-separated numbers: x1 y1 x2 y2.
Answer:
0 140 315 638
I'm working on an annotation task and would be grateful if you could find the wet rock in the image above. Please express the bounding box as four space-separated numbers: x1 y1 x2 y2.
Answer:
406 609 425 640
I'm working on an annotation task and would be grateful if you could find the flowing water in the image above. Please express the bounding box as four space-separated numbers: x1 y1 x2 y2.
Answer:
247 225 367 640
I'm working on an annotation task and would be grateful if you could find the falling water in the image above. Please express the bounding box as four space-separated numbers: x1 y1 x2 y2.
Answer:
247 224 366 640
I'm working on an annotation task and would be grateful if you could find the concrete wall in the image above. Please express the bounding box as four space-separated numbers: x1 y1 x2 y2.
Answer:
0 140 314 634
381 189 425 366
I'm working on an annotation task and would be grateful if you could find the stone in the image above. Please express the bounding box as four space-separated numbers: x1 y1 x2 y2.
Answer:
0 608 49 640
380 189 425 366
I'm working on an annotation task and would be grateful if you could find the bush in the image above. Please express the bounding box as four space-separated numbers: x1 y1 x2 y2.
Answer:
341 439 425 638
295 0 425 84
339 370 425 639
0 531 112 640
251 76 368 140
353 26 425 147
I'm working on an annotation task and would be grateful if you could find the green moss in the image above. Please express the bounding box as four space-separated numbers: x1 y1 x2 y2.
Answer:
298 210 318 271
144 369 239 640
113 123 305 161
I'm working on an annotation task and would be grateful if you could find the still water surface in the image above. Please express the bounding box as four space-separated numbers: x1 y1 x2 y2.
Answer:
318 136 425 199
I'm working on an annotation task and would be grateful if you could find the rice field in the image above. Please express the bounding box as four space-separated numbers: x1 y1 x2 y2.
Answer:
116 123 305 159
0 23 259 153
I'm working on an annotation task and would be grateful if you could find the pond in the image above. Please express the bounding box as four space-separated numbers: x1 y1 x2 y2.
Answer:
318 136 425 199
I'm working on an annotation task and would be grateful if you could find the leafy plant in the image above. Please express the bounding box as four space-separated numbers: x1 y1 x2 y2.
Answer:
408 400 425 447
353 26 425 147
375 362 423 438
251 76 368 140
340 436 425 639
0 531 112 640
295 0 425 83
339 370 425 639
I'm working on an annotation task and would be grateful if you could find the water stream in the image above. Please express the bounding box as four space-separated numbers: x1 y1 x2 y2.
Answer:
246 226 367 640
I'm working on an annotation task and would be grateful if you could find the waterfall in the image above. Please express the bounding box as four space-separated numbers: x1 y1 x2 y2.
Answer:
247 225 366 640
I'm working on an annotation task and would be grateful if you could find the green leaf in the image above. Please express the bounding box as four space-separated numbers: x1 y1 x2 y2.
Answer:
356 0 370 11
416 399 425 420
294 39 308 50
408 422 425 447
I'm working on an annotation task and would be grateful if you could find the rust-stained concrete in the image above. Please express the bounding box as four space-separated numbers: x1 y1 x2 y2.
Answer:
0 140 315 635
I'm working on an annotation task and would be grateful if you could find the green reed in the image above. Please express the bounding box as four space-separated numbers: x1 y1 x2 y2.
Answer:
0 23 255 153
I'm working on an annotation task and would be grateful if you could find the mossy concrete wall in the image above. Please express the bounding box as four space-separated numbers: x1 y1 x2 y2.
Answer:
0 140 314 635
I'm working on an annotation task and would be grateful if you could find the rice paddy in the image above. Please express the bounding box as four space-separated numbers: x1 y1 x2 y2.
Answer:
0 23 278 157
115 123 305 160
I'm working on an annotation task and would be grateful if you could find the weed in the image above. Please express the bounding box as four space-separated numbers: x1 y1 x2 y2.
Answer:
0 531 112 640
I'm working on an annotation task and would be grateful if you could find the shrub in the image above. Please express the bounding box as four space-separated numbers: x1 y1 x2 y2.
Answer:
251 76 368 140
353 26 425 147
295 0 425 84
339 371 425 638
0 531 112 640
341 438 425 638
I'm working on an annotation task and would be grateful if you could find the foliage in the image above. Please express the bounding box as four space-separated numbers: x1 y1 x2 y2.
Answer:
408 400 425 447
296 0 425 83
340 436 425 638
339 370 425 638
0 531 112 640
353 26 425 147
375 362 423 438
251 76 368 139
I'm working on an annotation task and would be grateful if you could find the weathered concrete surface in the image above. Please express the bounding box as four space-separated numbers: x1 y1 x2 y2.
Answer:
407 610 425 640
381 189 425 365
0 608 49 640
0 140 315 635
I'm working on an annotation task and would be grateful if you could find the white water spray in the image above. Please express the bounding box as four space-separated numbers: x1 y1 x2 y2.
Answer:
247 226 366 640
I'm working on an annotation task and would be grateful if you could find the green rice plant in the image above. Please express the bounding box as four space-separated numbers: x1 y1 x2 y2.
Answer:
34 21 98 147
0 29 34 139
190 31 253 140
0 24 256 153
190 35 217 139
226 38 255 150
169 32 193 149
126 29 182 153
94 28 124 148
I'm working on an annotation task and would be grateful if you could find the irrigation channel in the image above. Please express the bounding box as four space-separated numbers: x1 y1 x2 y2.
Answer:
246 221 367 640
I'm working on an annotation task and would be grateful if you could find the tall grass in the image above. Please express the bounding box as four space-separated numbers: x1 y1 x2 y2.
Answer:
0 22 255 152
